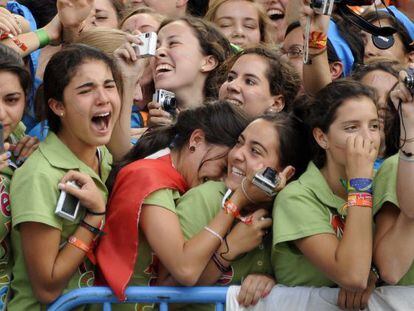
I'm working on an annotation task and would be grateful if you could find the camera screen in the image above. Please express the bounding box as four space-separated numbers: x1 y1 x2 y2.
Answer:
61 193 79 216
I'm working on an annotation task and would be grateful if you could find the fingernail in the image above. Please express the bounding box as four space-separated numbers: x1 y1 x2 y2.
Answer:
58 183 65 190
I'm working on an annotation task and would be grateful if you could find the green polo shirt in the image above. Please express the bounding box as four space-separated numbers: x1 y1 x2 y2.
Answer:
176 181 273 311
112 188 181 311
8 132 112 311
272 161 349 287
0 122 26 305
373 154 414 285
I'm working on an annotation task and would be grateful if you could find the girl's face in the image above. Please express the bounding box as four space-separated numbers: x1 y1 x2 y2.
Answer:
121 13 161 33
214 0 261 48
219 54 280 117
320 96 381 168
226 119 280 190
58 60 121 148
363 19 408 64
151 21 210 95
0 71 26 140
257 0 288 43
185 135 231 188
86 0 119 29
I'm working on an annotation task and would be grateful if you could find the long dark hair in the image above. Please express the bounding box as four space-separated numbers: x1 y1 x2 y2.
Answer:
108 100 250 191
305 79 378 168
40 44 122 133
260 111 311 179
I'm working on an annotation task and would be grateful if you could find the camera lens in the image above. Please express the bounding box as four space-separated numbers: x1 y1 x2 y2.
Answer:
145 33 150 38
162 97 177 114
405 75 414 90
263 168 276 182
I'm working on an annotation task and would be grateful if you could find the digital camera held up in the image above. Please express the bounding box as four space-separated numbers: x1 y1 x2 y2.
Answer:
405 68 414 95
132 32 157 58
252 167 279 197
153 89 177 116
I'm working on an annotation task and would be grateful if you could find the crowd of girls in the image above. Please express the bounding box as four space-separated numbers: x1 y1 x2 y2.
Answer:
0 0 413 310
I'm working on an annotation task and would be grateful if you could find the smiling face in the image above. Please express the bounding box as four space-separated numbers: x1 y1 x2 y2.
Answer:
226 118 280 190
320 96 381 168
257 0 288 43
151 20 210 100
57 60 121 148
219 54 277 117
0 71 26 140
213 0 261 48
121 13 161 33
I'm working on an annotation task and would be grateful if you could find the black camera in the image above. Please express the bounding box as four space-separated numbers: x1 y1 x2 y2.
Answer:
311 0 373 15
405 68 414 95
252 167 279 197
153 89 177 116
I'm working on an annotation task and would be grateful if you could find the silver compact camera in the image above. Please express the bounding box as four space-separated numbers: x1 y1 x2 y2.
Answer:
405 68 414 95
252 167 279 197
132 32 157 58
55 181 81 222
153 89 177 116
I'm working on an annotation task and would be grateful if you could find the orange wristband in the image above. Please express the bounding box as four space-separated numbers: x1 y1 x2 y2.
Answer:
348 193 372 209
68 236 91 253
223 199 240 218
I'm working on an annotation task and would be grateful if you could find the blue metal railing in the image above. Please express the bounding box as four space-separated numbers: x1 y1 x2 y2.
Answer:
48 286 229 311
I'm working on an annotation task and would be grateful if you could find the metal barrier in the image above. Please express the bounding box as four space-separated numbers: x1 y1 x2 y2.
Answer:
48 286 229 311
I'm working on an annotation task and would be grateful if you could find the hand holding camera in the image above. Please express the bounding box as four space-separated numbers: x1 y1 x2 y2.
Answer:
131 32 157 58
55 170 106 222
148 89 178 128
234 166 294 208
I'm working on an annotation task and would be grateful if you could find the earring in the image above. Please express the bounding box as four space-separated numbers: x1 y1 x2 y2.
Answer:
189 145 196 152
60 112 64 117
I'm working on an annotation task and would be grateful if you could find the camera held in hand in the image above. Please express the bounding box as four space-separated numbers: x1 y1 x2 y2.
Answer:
252 167 280 197
132 32 157 58
153 89 177 116
311 0 373 15
55 181 81 222
405 68 414 95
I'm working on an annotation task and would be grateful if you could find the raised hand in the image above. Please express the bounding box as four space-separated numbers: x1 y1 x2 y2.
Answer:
58 170 106 215
57 0 94 29
345 135 378 180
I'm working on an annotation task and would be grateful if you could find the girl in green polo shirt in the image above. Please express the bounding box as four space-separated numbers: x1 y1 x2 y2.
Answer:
371 69 414 286
8 44 121 310
272 80 381 310
174 111 311 308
